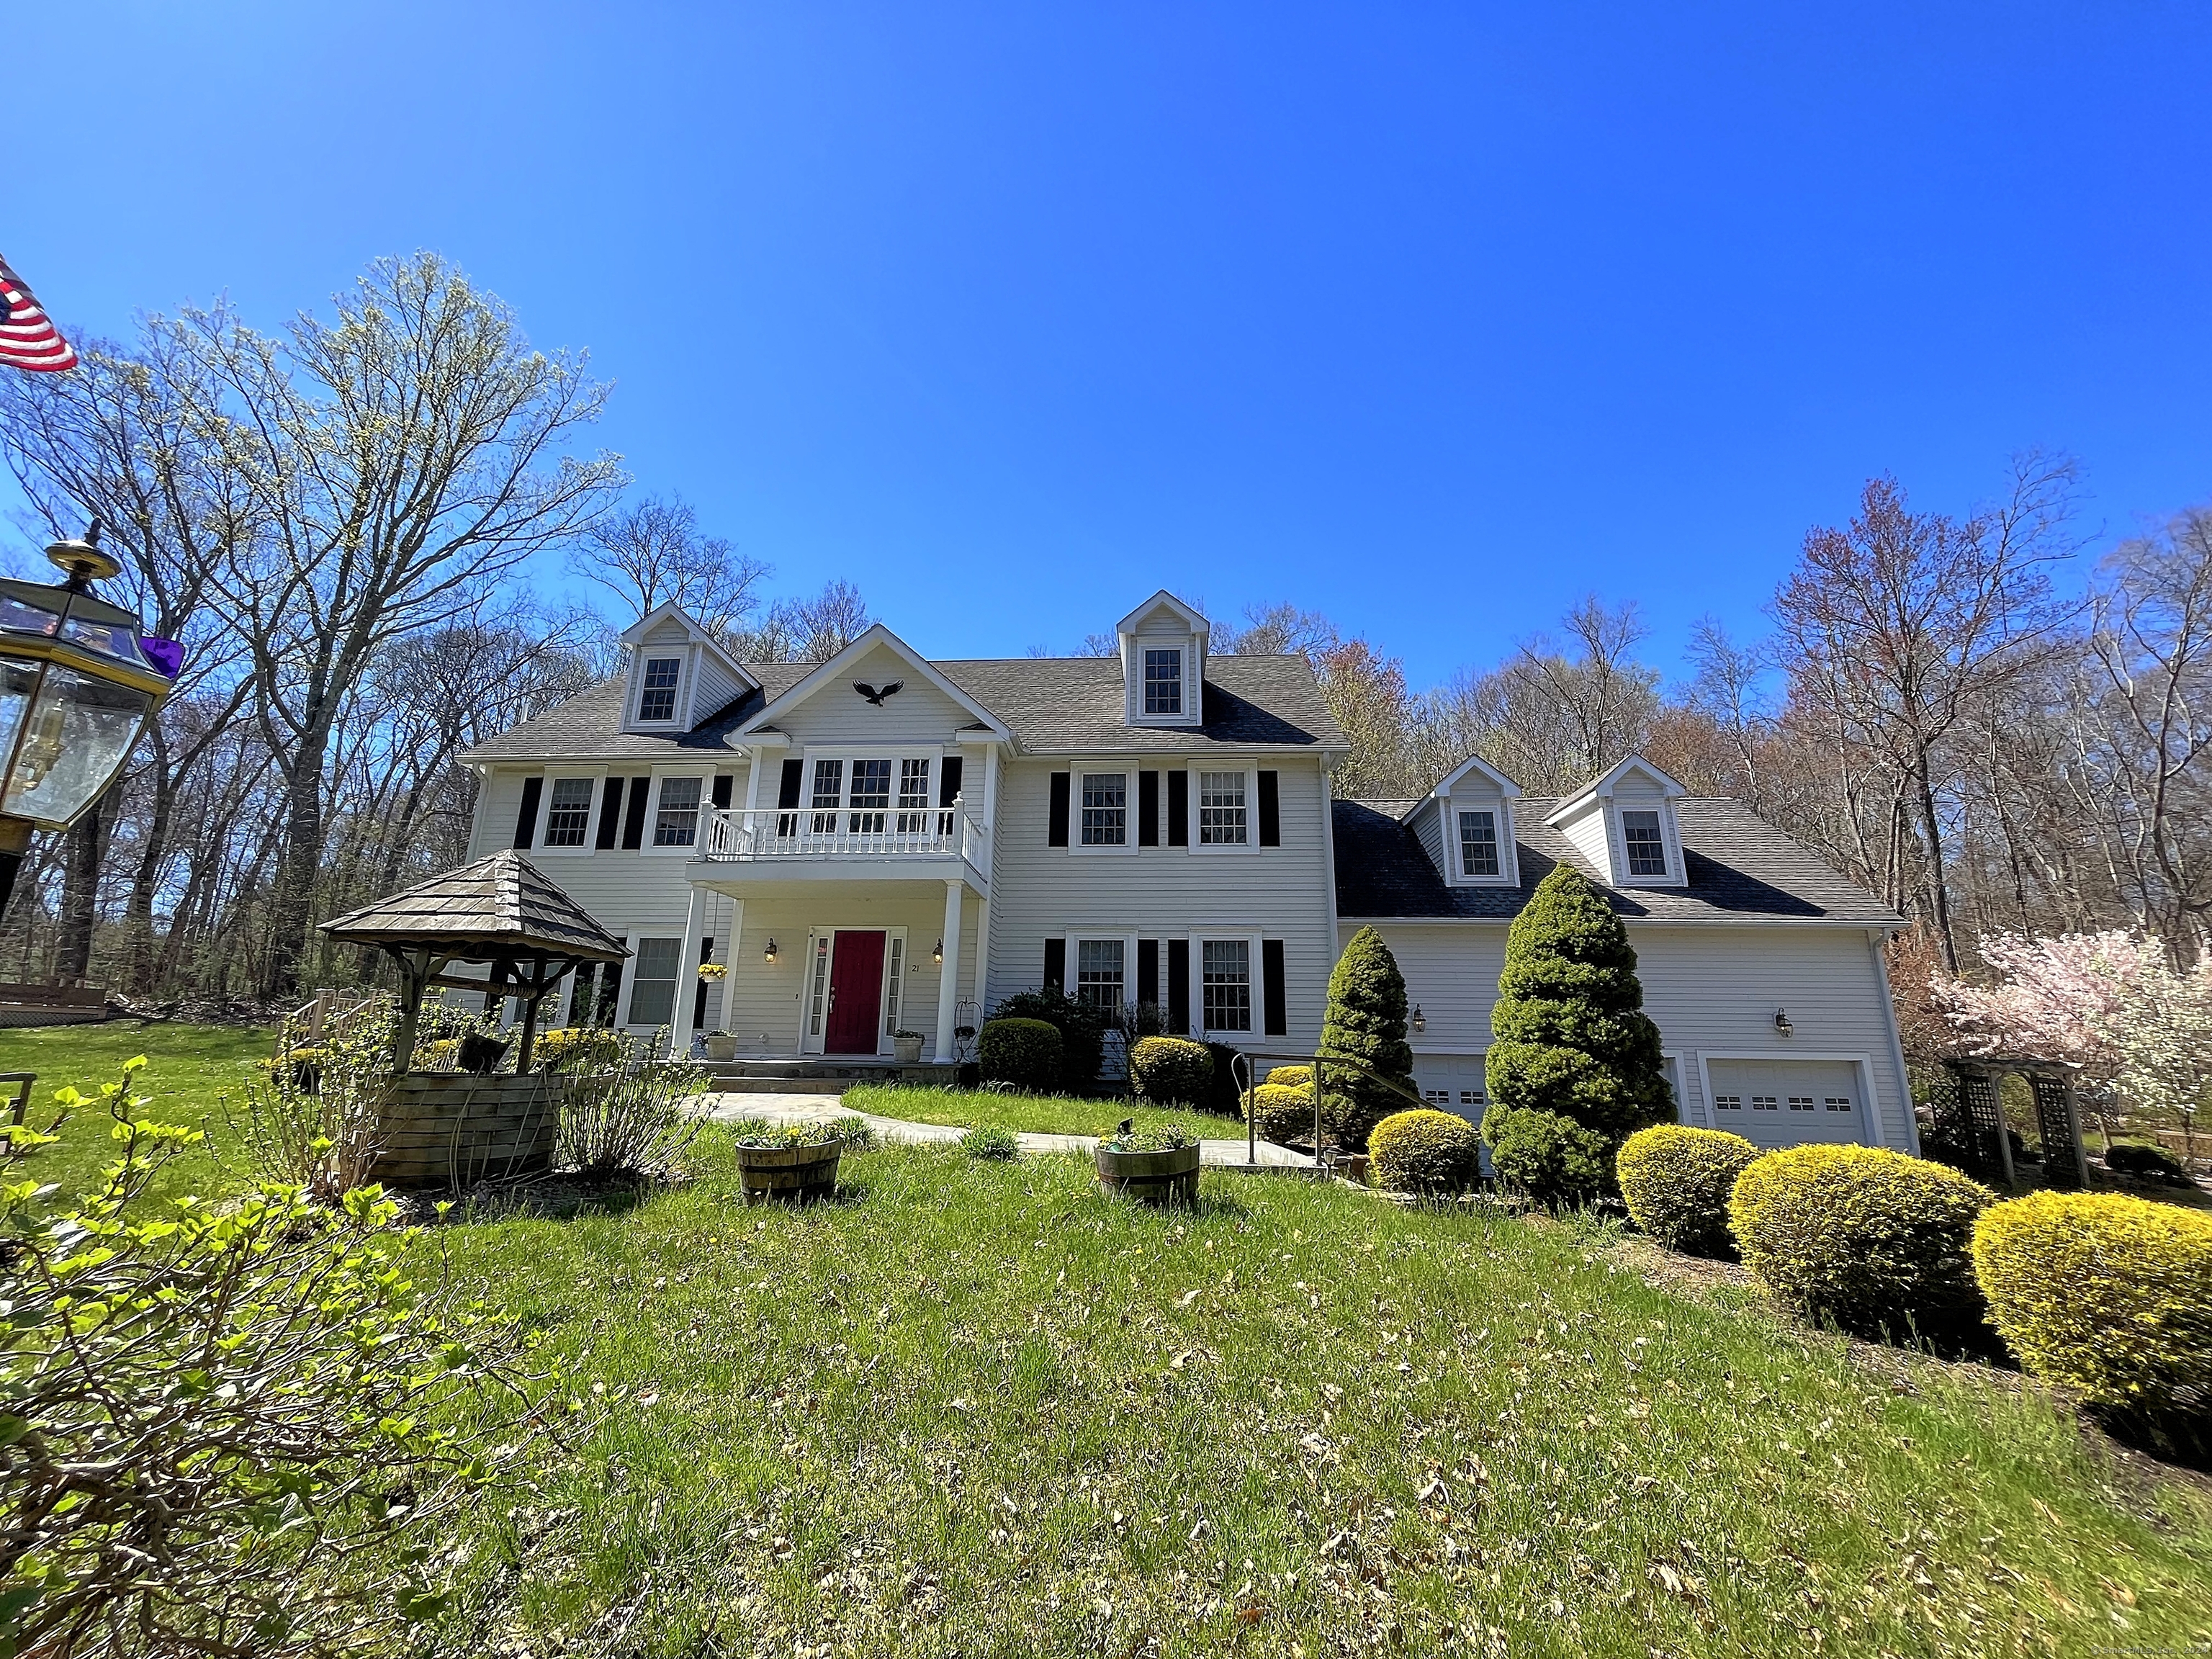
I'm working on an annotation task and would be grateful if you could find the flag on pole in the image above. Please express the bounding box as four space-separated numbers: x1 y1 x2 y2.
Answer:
0 254 77 372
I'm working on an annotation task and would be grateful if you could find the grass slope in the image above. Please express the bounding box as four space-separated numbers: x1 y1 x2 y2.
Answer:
843 1083 1239 1142
454 1134 2212 1657
0 1020 271 1201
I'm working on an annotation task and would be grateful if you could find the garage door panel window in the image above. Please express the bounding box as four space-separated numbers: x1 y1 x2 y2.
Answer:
1707 1060 1866 1146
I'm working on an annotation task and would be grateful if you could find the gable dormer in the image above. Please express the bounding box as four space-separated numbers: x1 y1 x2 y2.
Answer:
618 603 759 734
1407 755 1523 886
1543 755 1688 889
1115 590 1208 728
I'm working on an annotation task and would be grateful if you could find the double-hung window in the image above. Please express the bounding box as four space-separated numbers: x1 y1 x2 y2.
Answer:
896 758 932 833
810 760 844 834
1143 649 1182 715
1076 939 1126 1015
1200 939 1252 1033
637 657 681 721
1199 771 1247 845
542 778 594 848
1621 809 1668 876
628 937 681 1025
1457 809 1498 876
848 759 892 834
653 777 702 847
1081 772 1128 846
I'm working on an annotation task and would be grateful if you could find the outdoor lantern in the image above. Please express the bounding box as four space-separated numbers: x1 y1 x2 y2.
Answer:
0 524 179 915
932 938 943 965
763 938 778 964
1773 1007 1794 1035
1411 1003 1426 1033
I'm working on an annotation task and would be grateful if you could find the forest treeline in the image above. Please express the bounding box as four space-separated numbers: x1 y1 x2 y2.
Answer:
0 252 2206 1009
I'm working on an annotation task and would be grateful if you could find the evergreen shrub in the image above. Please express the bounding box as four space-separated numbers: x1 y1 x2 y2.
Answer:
1245 1082 1313 1146
979 1018 1061 1092
1730 1145 1995 1343
1972 1190 2212 1461
1317 926 1417 1151
2105 1142 2191 1185
1486 1107 1611 1207
1370 1108 1482 1195
1129 1036 1213 1105
1265 1065 1312 1089
994 989 1105 1087
1616 1124 1763 1257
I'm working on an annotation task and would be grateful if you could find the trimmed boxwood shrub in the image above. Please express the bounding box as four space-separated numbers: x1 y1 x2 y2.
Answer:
1730 1145 1995 1343
1617 1125 1763 1258
979 1017 1061 1092
1370 1109 1482 1195
1972 1190 2212 1460
1486 1107 1611 1207
1318 927 1417 1151
1245 1082 1314 1146
2105 1141 2191 1185
1266 1065 1312 1089
1130 1036 1213 1105
994 988 1105 1088
1483 865 1671 1191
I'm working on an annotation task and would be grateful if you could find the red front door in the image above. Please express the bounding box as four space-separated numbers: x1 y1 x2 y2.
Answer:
824 930 886 1055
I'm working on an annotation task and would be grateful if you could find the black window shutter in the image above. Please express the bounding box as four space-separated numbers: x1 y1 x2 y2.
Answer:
939 755 963 806
597 963 623 1025
1166 940 1190 1034
1138 770 1160 846
512 775 542 849
1043 938 1066 994
1048 772 1071 846
1258 770 1280 847
1138 939 1159 1008
621 776 650 849
777 758 804 809
1167 770 1188 846
594 777 625 849
1262 939 1288 1035
711 773 734 811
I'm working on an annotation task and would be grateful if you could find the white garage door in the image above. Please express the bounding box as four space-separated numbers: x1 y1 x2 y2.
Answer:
1705 1059 1865 1148
1412 1054 1488 1126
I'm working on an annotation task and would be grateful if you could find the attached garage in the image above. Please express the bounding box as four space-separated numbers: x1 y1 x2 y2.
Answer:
1702 1058 1866 1149
1411 1053 1489 1126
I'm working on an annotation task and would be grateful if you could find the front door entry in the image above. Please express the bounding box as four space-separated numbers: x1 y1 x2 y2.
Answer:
824 930 886 1055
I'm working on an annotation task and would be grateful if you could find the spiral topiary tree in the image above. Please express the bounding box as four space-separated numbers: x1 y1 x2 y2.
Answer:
1318 925 1417 1151
1483 863 1671 1200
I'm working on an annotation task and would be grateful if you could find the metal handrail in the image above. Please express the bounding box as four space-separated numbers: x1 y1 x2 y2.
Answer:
1227 1048 1430 1174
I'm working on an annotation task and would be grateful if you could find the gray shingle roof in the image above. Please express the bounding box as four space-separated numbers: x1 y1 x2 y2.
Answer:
1334 796 1904 927
462 653 1346 762
320 850 631 961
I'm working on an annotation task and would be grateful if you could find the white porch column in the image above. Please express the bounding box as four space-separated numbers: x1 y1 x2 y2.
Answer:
971 896 992 1020
934 878 964 1063
670 884 709 1059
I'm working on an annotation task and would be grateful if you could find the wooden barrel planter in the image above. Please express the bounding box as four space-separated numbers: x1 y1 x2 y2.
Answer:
1095 1142 1201 1206
371 1072 565 1190
735 1140 843 1204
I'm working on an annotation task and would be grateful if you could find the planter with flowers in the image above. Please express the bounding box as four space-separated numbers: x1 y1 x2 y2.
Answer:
730 1118 866 1203
702 1030 739 1063
1095 1123 1201 1206
892 1028 926 1065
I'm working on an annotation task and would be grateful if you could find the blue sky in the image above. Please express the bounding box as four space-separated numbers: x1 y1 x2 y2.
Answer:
6 2 2209 686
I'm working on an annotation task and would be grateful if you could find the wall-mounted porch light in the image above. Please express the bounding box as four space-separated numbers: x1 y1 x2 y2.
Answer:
763 938 778 965
932 938 943 965
1411 1003 1426 1033
1773 1007 1793 1036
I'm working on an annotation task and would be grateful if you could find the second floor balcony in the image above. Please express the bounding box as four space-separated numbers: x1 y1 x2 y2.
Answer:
690 801 992 891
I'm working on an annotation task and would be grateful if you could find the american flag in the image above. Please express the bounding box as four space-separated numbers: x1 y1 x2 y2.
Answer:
0 254 77 373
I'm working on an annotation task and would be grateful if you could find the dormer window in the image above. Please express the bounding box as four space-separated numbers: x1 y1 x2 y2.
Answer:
638 657 681 721
1457 810 1499 877
1621 809 1668 876
1143 649 1183 715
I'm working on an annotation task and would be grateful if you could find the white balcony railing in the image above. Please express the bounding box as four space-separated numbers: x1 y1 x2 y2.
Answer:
696 801 992 879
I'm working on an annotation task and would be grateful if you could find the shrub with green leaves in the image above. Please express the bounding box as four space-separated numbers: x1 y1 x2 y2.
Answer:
1264 1064 1312 1089
1616 1124 1763 1257
1370 1108 1482 1195
0 1058 567 1655
993 989 1105 1087
1485 1106 1611 1208
226 1003 399 1202
2105 1141 2191 1185
1097 1123 1197 1153
1129 1035 1213 1105
979 1017 1062 1091
1483 865 1671 1190
1730 1145 1995 1344
1317 926 1417 1151
1245 1082 1314 1146
962 1124 1020 1160
1972 1190 2212 1460
558 1038 711 1177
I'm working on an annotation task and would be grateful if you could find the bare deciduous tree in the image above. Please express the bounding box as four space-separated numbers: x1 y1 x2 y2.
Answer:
572 493 770 637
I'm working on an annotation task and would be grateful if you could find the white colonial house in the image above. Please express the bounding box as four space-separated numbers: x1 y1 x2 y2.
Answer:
459 590 1917 1155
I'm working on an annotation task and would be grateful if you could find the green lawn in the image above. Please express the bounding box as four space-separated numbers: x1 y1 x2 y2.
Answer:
444 1135 2212 1656
0 1019 272 1202
843 1082 1243 1142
